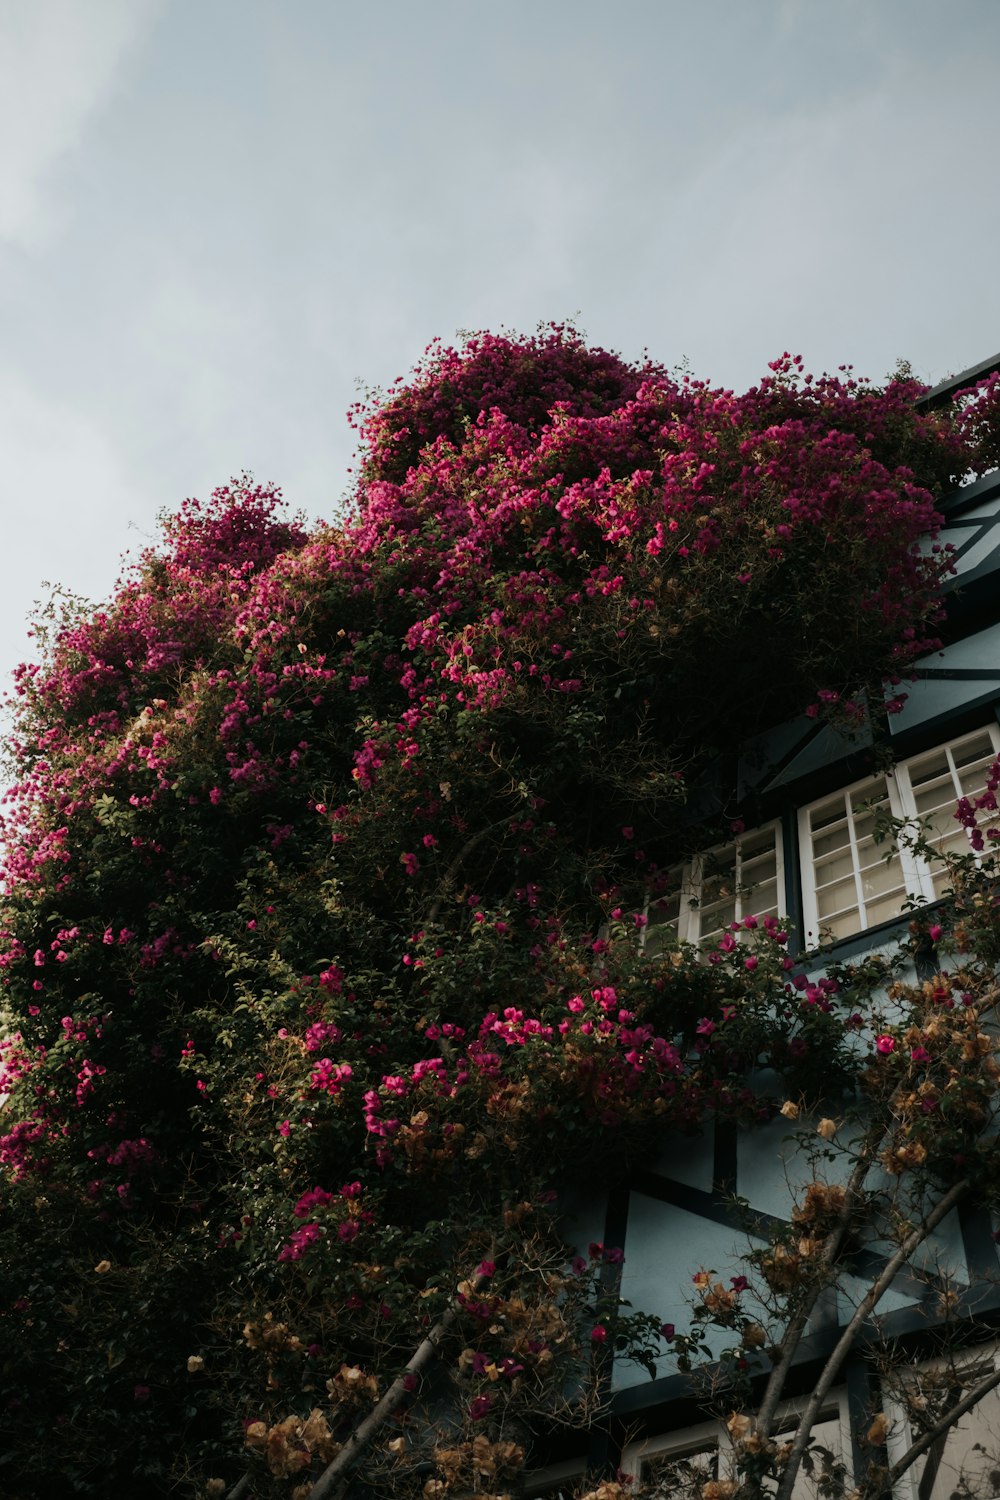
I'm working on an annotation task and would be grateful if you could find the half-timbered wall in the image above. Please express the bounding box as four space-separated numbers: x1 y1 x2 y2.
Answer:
548 356 1000 1488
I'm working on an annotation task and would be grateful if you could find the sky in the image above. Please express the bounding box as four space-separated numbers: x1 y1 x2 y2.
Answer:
1 0 999 699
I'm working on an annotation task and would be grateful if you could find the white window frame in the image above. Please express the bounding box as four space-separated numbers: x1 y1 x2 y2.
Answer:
799 724 1000 947
646 821 785 952
621 1395 851 1498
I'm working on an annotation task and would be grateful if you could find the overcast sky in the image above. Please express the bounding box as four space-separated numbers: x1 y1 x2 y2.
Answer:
2 0 998 697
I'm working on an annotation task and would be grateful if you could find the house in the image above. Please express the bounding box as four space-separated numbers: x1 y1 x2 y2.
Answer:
529 352 1000 1500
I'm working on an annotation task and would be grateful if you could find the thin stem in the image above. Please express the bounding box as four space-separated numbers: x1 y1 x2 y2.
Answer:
426 819 508 926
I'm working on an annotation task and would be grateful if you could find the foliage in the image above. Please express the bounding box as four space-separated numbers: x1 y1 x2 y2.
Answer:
1 328 1000 1498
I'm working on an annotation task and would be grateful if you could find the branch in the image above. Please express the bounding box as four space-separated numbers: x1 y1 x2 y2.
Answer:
755 1124 884 1442
773 1178 969 1500
305 1274 486 1500
426 819 509 926
877 1361 1000 1499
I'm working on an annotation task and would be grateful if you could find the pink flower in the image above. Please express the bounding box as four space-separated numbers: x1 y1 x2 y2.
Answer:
590 1324 607 1343
469 1395 492 1420
400 852 419 876
876 1035 896 1055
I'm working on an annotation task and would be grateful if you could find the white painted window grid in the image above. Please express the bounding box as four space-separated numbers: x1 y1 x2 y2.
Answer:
799 725 1000 946
620 1414 725 1488
644 822 785 955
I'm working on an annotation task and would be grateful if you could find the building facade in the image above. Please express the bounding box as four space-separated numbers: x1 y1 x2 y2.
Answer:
530 353 1000 1499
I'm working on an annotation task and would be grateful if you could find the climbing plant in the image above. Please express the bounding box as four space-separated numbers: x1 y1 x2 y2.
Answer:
2 328 1000 1498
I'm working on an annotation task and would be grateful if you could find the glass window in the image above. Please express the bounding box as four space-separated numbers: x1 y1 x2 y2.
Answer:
800 726 1000 946
896 728 1000 900
645 825 784 956
622 1398 849 1500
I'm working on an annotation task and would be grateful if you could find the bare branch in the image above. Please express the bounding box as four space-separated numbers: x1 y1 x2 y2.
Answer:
756 1124 884 1442
773 1178 969 1500
875 1361 1000 1499
305 1275 486 1500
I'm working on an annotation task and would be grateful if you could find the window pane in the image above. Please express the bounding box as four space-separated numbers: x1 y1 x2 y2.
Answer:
859 858 906 903
805 774 905 939
820 908 867 942
811 809 851 860
863 891 910 927
641 1443 718 1494
740 827 778 860
775 1412 844 1500
888 1358 1000 1500
816 874 861 921
814 848 858 888
748 877 779 918
698 900 737 946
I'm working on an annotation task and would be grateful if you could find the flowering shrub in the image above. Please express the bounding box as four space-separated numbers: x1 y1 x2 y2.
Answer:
1 330 1000 1498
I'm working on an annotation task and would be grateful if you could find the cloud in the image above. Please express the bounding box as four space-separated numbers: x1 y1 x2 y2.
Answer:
0 366 151 685
0 0 159 247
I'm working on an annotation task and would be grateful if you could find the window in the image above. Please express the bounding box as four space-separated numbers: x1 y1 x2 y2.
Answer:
621 1419 723 1498
800 726 1000 946
622 1400 849 1500
645 823 784 955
